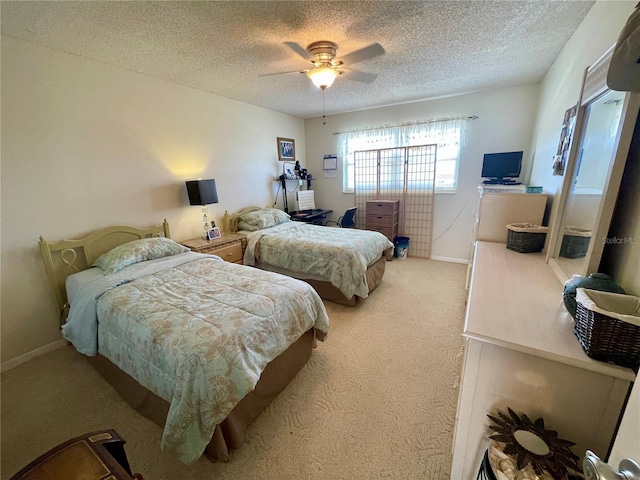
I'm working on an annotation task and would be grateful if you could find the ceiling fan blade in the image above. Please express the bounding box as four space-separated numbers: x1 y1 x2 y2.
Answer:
259 69 309 77
344 68 378 84
284 41 313 61
339 43 385 66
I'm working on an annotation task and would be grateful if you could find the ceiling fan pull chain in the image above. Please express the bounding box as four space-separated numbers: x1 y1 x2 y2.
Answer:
322 87 327 125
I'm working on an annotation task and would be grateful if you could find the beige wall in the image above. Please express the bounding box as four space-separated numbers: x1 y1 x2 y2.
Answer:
528 0 639 297
303 84 541 262
3 1 638 371
529 2 634 194
1 36 305 365
527 1 639 463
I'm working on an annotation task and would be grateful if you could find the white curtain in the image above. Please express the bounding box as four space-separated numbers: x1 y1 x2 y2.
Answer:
338 117 467 159
338 118 468 192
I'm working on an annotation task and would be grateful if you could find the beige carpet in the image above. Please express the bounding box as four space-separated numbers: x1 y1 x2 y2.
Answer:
1 258 467 479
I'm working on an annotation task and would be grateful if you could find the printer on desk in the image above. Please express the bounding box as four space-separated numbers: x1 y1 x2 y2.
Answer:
296 190 315 211
291 190 328 223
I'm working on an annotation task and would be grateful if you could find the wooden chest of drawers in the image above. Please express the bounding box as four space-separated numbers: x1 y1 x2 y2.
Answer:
180 233 247 264
366 200 400 241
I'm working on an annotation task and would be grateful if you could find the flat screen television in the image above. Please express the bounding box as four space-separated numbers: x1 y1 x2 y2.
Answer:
481 151 523 184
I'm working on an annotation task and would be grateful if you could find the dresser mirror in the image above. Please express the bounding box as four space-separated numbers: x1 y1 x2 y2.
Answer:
547 45 640 282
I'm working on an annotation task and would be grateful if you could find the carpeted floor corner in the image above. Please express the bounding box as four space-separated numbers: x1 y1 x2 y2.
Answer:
1 257 467 479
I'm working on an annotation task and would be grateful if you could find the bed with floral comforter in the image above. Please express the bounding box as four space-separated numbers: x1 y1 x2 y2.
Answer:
228 208 394 303
57 236 329 464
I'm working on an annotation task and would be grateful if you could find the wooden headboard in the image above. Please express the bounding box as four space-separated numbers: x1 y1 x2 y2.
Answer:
223 206 266 233
38 220 170 322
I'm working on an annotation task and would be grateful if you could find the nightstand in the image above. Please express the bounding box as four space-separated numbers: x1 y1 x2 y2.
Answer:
9 430 143 480
180 233 247 264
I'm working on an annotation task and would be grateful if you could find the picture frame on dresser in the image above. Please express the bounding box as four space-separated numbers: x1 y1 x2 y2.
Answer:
208 227 221 240
277 137 295 161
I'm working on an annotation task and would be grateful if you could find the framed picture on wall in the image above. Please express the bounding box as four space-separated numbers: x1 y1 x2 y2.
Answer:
277 137 295 161
553 104 577 176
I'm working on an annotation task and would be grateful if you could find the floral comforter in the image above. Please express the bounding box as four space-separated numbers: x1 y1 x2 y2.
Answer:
67 252 329 464
243 222 394 299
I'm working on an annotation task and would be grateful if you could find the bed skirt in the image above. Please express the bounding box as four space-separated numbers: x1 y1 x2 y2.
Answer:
300 252 389 306
88 328 317 462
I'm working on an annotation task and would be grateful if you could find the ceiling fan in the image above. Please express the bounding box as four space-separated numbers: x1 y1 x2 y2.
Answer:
262 40 386 89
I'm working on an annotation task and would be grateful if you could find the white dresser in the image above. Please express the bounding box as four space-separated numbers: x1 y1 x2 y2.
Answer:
452 242 635 479
466 187 549 290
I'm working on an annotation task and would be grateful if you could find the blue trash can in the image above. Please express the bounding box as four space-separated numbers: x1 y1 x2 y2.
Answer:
394 236 410 259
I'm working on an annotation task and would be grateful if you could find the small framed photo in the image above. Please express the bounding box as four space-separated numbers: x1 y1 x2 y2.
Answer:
208 227 221 240
277 137 295 161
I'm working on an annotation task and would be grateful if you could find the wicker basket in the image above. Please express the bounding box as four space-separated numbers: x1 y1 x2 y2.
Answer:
559 226 591 259
506 223 548 253
476 450 497 480
574 288 640 369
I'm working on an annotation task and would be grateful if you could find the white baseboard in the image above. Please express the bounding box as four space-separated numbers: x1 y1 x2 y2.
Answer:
1 338 68 373
431 255 470 264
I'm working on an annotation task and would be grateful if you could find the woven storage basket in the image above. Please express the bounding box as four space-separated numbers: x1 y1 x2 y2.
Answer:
506 223 548 253
574 288 640 369
559 226 591 259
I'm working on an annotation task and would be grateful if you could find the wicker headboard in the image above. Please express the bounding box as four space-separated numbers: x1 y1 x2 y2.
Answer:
38 220 170 323
223 206 266 233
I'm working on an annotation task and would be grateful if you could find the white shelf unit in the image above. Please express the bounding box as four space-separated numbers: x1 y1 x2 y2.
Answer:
474 186 548 244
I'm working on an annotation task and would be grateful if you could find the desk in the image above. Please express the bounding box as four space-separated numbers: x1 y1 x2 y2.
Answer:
290 209 332 225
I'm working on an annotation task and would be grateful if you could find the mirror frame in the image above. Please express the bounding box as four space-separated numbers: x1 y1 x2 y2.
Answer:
547 45 640 283
488 408 581 477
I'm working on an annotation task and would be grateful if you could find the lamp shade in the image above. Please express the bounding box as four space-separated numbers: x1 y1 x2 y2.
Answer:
186 179 218 205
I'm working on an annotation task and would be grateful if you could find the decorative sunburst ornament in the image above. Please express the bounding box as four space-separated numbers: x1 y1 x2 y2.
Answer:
487 408 580 479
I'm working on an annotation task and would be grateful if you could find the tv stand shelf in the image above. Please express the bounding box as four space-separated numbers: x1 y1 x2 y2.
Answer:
482 178 521 185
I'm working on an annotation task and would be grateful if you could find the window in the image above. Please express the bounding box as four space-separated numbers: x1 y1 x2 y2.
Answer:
339 118 467 193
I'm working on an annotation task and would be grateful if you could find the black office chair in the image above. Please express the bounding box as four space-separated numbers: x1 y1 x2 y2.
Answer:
326 207 357 228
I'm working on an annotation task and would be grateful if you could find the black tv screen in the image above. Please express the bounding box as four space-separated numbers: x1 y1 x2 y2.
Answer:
481 151 523 179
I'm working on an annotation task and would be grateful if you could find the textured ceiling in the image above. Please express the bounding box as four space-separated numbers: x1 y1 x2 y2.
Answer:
1 1 594 119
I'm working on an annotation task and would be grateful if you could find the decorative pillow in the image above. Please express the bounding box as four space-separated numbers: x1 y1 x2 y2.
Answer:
92 237 189 275
238 208 290 231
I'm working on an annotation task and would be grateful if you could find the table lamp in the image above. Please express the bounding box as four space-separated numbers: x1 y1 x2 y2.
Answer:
186 179 219 239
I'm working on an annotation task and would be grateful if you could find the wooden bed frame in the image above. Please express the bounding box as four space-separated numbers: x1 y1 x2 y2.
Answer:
223 207 390 306
38 220 316 462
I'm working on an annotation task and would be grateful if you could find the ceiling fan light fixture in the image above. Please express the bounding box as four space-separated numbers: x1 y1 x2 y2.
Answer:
307 67 339 89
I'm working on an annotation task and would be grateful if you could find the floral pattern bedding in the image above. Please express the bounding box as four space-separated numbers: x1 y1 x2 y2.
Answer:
71 253 329 464
243 222 394 299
